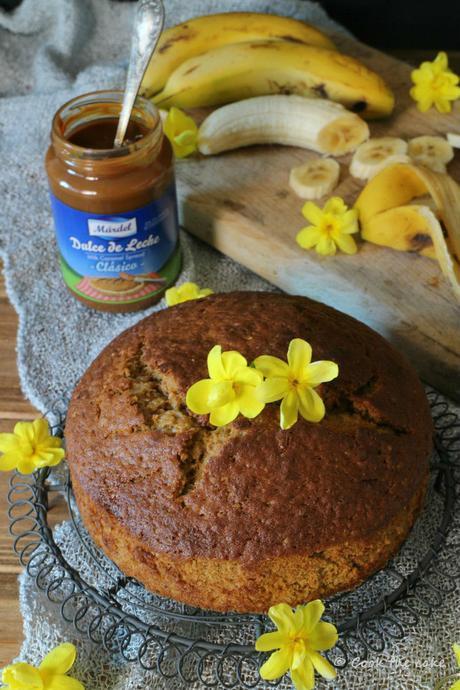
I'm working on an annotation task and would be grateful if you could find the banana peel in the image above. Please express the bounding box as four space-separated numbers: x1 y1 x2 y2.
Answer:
355 163 460 301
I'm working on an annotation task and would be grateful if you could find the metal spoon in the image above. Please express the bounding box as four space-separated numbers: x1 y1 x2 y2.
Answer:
114 0 165 148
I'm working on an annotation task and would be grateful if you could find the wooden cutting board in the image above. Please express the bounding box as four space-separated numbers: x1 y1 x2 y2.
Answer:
174 31 460 400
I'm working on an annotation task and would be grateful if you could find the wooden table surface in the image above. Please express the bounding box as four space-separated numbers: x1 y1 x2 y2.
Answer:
1 48 459 671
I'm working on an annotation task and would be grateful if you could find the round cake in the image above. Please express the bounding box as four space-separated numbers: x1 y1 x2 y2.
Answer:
66 292 433 613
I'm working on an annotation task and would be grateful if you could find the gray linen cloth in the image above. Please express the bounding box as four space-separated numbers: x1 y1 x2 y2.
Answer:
0 1 458 688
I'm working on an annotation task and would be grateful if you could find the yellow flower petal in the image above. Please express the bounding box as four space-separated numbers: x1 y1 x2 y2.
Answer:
33 419 52 445
259 649 292 681
185 379 214 414
280 390 299 430
309 651 337 680
165 282 212 306
14 421 35 443
233 367 262 387
207 345 225 381
253 355 289 378
163 107 198 159
434 51 449 71
333 233 358 255
450 681 460 690
315 235 336 256
324 196 347 215
296 226 323 250
209 401 239 427
255 631 289 652
17 456 38 475
2 662 43 689
341 209 359 232
43 675 84 690
287 338 312 379
236 386 265 419
221 351 247 378
0 452 21 472
301 600 325 632
39 643 76 675
268 603 296 633
256 377 289 404
290 657 315 690
304 361 339 388
308 621 339 651
0 433 20 453
297 386 325 423
207 381 235 409
301 201 323 225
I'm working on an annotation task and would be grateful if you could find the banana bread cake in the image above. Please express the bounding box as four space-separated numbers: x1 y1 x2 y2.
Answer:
65 291 432 612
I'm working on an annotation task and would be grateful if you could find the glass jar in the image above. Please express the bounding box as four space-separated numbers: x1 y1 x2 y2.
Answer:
45 90 181 312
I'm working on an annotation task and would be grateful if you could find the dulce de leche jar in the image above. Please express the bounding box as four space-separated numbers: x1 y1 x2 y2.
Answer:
45 90 180 312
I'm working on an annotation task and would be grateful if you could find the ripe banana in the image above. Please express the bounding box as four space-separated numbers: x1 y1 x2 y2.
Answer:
153 41 395 119
289 158 340 199
142 12 336 96
407 135 454 173
350 137 409 180
197 96 369 156
355 163 460 301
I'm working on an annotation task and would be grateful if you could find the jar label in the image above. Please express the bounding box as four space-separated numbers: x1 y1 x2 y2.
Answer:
49 183 181 307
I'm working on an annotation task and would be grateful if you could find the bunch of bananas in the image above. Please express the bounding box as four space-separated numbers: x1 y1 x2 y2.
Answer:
141 12 394 120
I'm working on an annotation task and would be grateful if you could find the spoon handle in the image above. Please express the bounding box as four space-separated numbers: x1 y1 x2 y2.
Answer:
114 0 165 148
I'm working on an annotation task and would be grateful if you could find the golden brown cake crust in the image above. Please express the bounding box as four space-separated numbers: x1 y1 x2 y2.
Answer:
65 292 433 611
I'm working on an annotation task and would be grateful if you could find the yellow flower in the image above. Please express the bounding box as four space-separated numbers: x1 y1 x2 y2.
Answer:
296 197 359 257
254 338 338 430
256 601 338 690
165 281 213 307
410 52 460 113
2 643 84 690
0 419 65 475
186 345 265 426
163 106 198 158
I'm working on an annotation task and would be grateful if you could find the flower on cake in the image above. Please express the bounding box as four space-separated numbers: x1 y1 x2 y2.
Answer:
410 52 460 113
163 106 198 158
296 197 359 257
254 338 338 430
186 345 265 426
2 642 84 690
256 600 338 690
165 281 213 307
0 418 65 474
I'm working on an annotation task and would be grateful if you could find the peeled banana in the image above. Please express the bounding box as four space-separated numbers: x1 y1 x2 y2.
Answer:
289 158 340 199
350 137 409 180
407 135 454 173
198 96 369 156
153 40 395 119
142 12 335 96
355 163 460 300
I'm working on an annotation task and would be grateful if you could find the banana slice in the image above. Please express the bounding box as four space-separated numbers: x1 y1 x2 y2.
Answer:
350 137 409 180
447 132 460 149
408 135 454 173
289 158 340 199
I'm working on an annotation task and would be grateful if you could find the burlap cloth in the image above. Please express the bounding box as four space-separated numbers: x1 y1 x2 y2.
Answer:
0 0 458 687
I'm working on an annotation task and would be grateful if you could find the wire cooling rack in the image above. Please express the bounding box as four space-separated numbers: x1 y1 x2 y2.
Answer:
7 389 460 687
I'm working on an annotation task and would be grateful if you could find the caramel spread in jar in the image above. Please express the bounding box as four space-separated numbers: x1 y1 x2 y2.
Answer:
45 90 180 312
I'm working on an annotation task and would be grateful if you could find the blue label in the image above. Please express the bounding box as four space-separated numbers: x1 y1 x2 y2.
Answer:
50 183 179 279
